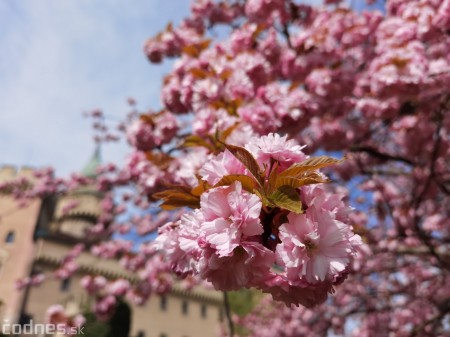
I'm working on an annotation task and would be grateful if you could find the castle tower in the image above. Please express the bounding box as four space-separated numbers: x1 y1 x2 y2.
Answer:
0 148 104 326
0 166 42 324
22 147 107 324
39 145 103 242
2 150 225 337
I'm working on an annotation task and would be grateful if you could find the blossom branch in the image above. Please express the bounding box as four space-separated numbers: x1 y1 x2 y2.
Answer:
350 146 414 166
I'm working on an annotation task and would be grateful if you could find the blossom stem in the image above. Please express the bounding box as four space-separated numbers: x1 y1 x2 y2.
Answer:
223 291 235 337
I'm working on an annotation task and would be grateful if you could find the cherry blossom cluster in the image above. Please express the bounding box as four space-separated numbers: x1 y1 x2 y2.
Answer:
154 133 362 307
126 111 179 151
45 305 85 335
133 0 449 333
15 273 45 291
80 275 131 320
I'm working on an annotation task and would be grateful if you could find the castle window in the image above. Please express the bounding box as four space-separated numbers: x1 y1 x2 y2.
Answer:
160 295 167 311
60 278 71 292
136 331 145 337
5 231 15 244
181 300 188 315
201 304 207 318
159 334 167 337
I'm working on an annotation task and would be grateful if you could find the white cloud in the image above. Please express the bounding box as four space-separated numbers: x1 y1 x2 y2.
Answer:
0 0 190 176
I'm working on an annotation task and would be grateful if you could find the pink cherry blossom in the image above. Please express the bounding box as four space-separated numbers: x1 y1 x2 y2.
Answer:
45 305 85 335
199 241 275 291
246 133 307 171
199 150 246 185
126 112 178 151
200 182 263 256
277 207 358 285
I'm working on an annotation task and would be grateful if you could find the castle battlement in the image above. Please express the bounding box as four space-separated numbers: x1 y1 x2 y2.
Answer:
0 165 36 183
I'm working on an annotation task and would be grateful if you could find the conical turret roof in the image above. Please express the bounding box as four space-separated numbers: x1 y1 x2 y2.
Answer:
81 144 101 178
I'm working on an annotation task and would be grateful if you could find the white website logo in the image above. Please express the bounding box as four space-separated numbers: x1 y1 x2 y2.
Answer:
1 319 84 335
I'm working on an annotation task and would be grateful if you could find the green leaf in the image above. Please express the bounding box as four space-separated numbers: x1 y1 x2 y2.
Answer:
269 185 303 213
253 189 272 207
214 174 258 192
280 156 343 178
222 143 264 186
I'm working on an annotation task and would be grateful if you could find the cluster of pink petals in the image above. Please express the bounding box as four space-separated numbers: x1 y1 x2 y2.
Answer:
15 273 45 290
81 275 108 295
138 254 173 294
91 240 133 259
156 181 275 291
199 149 246 185
45 305 85 335
126 111 178 151
81 275 142 318
245 133 307 171
121 151 171 196
277 187 360 285
54 244 84 280
200 182 263 256
156 134 361 306
93 295 117 321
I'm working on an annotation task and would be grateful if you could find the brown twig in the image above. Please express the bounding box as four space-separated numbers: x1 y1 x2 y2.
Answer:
410 98 449 269
350 145 414 165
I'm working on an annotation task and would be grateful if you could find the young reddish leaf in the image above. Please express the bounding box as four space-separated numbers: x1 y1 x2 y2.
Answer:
182 135 214 150
153 189 200 210
219 68 233 81
266 161 279 194
211 99 242 116
218 122 240 142
225 98 242 116
214 174 258 192
280 156 343 178
145 152 173 169
299 171 331 185
191 179 211 197
156 183 192 194
289 80 303 91
189 68 210 79
139 114 155 126
182 39 211 58
183 45 200 58
222 143 264 186
160 197 200 210
269 185 303 214
274 173 330 190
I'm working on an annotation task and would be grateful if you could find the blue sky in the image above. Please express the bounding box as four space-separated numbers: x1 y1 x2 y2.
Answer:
0 0 384 177
0 0 191 176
